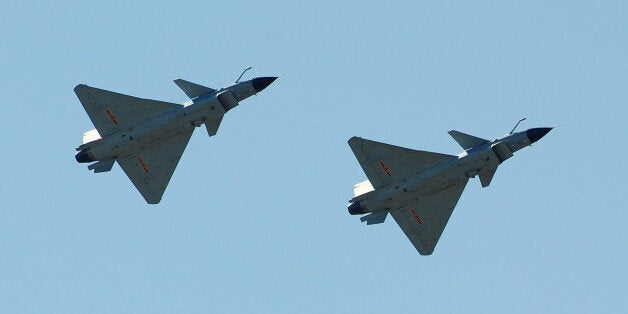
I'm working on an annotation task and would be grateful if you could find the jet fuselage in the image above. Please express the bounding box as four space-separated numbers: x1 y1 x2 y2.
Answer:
348 128 552 215
76 78 275 163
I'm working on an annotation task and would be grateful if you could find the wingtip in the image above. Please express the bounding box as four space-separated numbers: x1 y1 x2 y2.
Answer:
146 198 162 205
348 136 362 143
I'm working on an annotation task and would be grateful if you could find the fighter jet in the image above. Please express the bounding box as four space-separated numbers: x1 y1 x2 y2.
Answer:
347 120 553 255
74 69 277 204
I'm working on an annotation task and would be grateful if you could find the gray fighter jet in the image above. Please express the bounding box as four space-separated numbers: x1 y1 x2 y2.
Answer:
347 120 552 255
75 70 277 204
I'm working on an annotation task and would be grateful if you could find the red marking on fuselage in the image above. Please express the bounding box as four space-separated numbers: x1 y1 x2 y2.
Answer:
411 209 423 225
380 161 392 176
137 157 150 173
105 109 119 125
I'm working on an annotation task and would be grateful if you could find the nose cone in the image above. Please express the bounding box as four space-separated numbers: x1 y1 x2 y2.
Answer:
526 127 553 143
252 77 277 93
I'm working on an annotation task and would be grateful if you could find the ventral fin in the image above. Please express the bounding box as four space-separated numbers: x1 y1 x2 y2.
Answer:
360 211 388 225
88 159 115 173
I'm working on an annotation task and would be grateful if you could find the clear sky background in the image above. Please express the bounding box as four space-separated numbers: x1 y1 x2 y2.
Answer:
1 1 626 313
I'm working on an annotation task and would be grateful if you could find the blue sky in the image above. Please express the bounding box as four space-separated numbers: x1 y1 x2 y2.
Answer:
1 1 626 313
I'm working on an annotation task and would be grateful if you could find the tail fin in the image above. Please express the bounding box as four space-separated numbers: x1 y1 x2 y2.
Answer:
353 180 374 197
76 129 103 151
82 129 101 144
173 79 215 98
448 130 489 150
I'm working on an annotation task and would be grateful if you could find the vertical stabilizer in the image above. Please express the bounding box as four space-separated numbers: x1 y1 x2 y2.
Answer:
353 180 374 197
83 129 101 144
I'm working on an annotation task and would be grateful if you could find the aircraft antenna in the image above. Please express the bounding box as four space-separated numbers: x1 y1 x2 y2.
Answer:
509 117 527 134
235 67 253 83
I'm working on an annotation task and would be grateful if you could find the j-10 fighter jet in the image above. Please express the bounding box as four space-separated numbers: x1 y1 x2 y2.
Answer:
74 71 277 204
347 121 553 255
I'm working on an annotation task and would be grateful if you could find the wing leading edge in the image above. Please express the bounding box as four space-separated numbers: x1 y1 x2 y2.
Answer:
117 129 194 204
389 179 468 255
